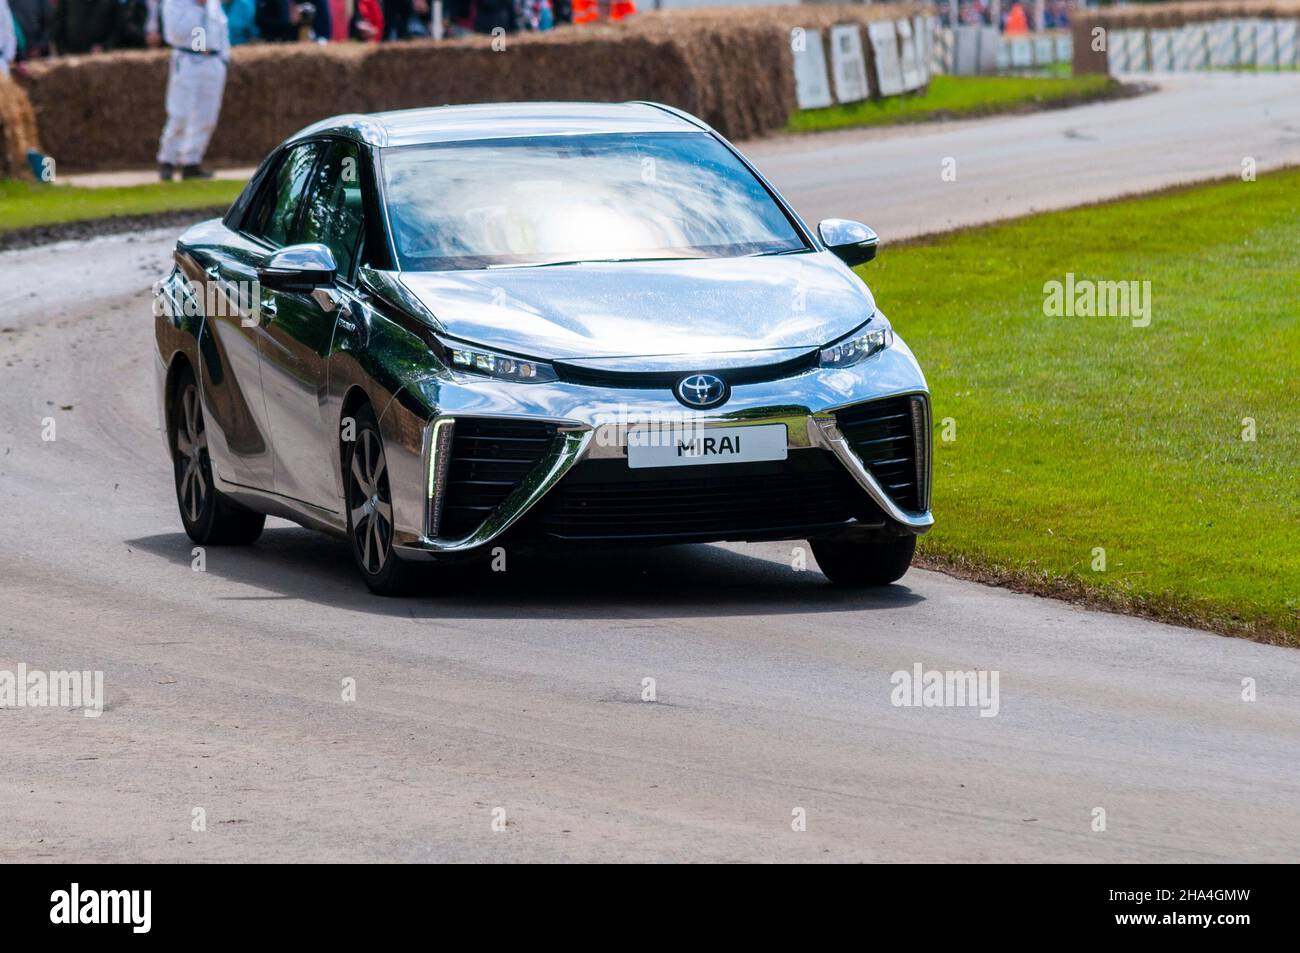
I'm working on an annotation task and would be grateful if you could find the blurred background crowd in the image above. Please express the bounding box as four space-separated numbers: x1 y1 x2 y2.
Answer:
0 0 643 62
939 0 1076 30
0 0 1083 75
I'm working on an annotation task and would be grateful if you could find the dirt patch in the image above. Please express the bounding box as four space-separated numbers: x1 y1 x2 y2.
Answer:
0 206 228 253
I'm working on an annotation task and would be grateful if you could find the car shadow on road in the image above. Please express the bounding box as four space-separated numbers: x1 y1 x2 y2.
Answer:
127 525 924 620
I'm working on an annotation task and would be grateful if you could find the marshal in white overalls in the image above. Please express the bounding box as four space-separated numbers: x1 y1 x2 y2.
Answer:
157 0 230 176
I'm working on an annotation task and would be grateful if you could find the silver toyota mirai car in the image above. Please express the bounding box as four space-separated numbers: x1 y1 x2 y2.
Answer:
153 101 932 594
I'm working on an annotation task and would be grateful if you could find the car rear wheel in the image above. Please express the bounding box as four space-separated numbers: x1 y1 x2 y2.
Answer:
345 405 420 596
811 535 916 587
172 367 265 546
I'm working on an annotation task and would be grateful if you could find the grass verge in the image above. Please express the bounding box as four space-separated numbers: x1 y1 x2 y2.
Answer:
787 73 1120 133
0 178 245 235
863 169 1300 646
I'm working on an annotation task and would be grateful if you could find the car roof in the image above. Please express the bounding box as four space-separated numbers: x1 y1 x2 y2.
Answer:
285 101 709 149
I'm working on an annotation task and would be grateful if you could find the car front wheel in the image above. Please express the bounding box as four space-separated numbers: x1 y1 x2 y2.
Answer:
345 405 420 596
810 535 916 587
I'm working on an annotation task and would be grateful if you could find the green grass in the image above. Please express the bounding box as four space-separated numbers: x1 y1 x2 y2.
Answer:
864 169 1300 645
0 177 245 234
787 74 1115 133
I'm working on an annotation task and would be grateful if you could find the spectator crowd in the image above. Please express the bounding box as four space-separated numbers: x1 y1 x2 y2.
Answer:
1 0 621 70
937 0 1074 32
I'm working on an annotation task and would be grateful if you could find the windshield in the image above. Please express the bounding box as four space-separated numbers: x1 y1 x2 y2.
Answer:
380 132 808 271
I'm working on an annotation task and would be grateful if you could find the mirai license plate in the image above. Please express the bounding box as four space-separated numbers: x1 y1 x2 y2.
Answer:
627 424 788 469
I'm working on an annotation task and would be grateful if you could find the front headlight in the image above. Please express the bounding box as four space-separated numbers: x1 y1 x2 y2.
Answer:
819 319 893 369
442 340 558 383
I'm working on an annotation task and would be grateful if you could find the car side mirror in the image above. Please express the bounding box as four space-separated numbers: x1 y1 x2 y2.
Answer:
258 243 338 293
818 219 878 267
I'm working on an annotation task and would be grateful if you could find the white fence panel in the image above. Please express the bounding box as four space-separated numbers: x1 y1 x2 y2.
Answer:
830 24 871 103
792 28 834 110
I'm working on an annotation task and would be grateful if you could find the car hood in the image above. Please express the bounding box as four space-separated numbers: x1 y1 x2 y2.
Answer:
397 252 876 361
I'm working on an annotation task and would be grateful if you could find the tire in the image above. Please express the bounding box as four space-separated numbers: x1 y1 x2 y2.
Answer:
810 535 916 587
344 404 421 596
172 366 266 546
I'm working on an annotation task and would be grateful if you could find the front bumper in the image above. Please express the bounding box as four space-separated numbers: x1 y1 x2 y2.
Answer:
383 339 933 559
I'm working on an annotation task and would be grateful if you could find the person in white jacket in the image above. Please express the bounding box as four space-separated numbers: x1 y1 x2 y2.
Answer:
157 0 230 180
0 0 18 77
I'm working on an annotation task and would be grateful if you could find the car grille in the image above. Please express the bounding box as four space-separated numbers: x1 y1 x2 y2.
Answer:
439 418 557 539
834 394 929 512
529 450 882 542
551 350 819 389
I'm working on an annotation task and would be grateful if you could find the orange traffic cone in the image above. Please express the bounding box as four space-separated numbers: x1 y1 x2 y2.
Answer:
572 0 598 24
609 0 636 20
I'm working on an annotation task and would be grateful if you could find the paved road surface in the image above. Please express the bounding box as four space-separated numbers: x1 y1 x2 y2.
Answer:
2 73 1298 861
750 71 1300 238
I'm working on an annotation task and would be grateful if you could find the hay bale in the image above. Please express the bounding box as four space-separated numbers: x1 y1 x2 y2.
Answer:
1071 19 1108 74
0 72 41 179
208 43 371 167
19 50 169 172
18 3 926 173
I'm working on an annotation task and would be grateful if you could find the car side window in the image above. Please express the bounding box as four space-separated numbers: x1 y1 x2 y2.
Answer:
246 142 324 248
293 140 367 282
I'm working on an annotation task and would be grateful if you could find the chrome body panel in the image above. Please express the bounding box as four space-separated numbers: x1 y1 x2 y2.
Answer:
388 339 932 557
396 251 875 361
392 426 594 557
558 347 814 374
808 409 933 532
257 280 344 512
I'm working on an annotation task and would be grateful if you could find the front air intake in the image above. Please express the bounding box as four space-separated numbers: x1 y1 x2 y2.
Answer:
531 452 881 542
437 418 557 539
834 394 931 513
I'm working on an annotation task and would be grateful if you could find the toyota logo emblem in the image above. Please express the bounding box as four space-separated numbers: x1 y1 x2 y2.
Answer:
675 373 729 409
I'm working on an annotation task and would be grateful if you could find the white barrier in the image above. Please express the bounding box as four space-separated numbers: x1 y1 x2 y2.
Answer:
913 14 932 85
1055 33 1072 64
953 23 980 74
1125 28 1149 71
1208 19 1238 68
946 29 1075 75
791 20 940 112
792 28 834 110
1237 19 1258 67
1255 19 1278 68
830 23 872 103
1108 17 1300 73
1174 24 1208 71
1108 29 1131 73
1033 35 1054 67
978 25 1000 73
935 25 955 74
1279 20 1298 66
868 20 907 96
1150 28 1175 70
897 18 924 92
